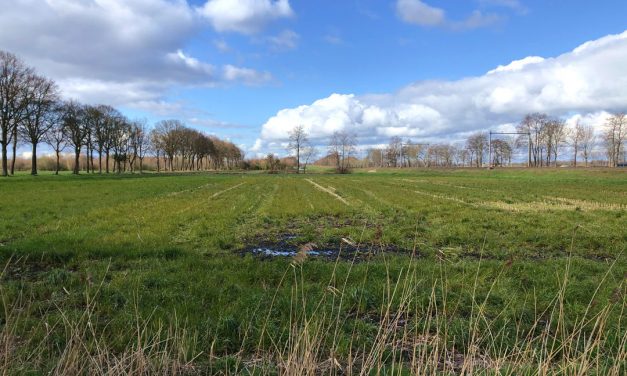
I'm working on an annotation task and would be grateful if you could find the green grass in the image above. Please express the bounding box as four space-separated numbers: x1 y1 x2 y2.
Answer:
0 169 625 374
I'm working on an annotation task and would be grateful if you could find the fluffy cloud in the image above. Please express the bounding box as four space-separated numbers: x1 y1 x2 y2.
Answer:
397 0 502 29
0 0 280 109
198 0 293 34
254 31 627 152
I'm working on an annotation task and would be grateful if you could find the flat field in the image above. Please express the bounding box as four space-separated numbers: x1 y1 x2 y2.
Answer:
0 169 625 374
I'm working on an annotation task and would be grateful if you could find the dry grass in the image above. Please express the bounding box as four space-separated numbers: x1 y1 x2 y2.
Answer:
2 244 625 375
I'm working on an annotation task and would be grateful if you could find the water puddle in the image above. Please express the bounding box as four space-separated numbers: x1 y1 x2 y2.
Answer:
249 248 335 257
241 237 412 261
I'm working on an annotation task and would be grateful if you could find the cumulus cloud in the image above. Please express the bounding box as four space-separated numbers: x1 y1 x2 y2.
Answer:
396 0 502 29
254 31 627 153
198 0 293 34
0 0 280 110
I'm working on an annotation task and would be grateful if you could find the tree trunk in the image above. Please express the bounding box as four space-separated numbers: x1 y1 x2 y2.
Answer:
10 130 17 175
90 149 94 173
296 148 300 174
31 143 37 175
55 150 60 175
98 148 102 173
73 148 80 174
1 127 7 176
105 150 110 173
85 144 90 173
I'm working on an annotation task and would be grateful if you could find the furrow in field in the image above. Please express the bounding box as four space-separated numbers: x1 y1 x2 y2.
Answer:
176 181 246 214
211 182 246 198
167 182 216 196
304 179 350 206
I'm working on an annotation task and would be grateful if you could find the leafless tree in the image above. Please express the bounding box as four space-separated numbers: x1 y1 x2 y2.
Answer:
110 116 131 173
149 128 164 172
603 113 626 167
579 123 595 167
465 132 488 167
131 120 151 173
328 131 356 173
544 119 567 166
490 139 513 166
155 119 184 171
60 101 87 174
386 136 403 167
90 105 119 173
287 125 308 173
18 75 59 175
569 120 586 167
44 106 66 175
301 145 318 174
518 113 550 167
1 51 34 176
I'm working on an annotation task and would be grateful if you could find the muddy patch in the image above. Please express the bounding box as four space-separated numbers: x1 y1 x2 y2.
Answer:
240 238 412 262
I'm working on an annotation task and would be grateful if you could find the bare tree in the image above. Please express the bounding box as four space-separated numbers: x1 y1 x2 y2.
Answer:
131 120 151 173
490 139 513 166
579 124 595 167
18 75 59 175
569 120 585 167
518 113 550 167
604 113 626 167
149 127 164 172
328 131 356 173
287 125 308 173
386 136 403 167
544 119 567 166
155 119 184 171
91 105 119 173
1 51 34 176
465 132 488 167
61 100 87 174
110 116 131 173
44 106 66 175
301 145 318 174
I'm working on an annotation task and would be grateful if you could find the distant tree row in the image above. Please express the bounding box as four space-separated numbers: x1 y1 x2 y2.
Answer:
0 51 242 176
361 112 625 169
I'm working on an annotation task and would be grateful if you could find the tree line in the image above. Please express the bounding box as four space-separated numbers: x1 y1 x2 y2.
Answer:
361 112 625 169
0 51 242 176
278 111 625 173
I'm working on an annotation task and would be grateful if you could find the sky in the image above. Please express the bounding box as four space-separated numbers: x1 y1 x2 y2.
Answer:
1 0 626 158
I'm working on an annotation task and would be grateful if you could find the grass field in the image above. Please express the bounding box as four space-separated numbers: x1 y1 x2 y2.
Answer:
1 169 625 374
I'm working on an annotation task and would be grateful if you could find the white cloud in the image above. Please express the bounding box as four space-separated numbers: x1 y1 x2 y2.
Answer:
396 0 445 27
396 0 502 29
255 31 627 152
488 56 545 74
223 65 273 85
198 0 293 34
0 0 276 110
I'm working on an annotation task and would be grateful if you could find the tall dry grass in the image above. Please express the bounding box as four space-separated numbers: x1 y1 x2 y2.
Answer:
1 242 625 375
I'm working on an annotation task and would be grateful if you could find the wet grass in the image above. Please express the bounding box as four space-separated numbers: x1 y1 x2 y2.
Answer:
0 169 625 374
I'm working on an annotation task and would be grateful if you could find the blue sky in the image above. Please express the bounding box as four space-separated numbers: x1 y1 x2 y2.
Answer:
1 0 626 157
